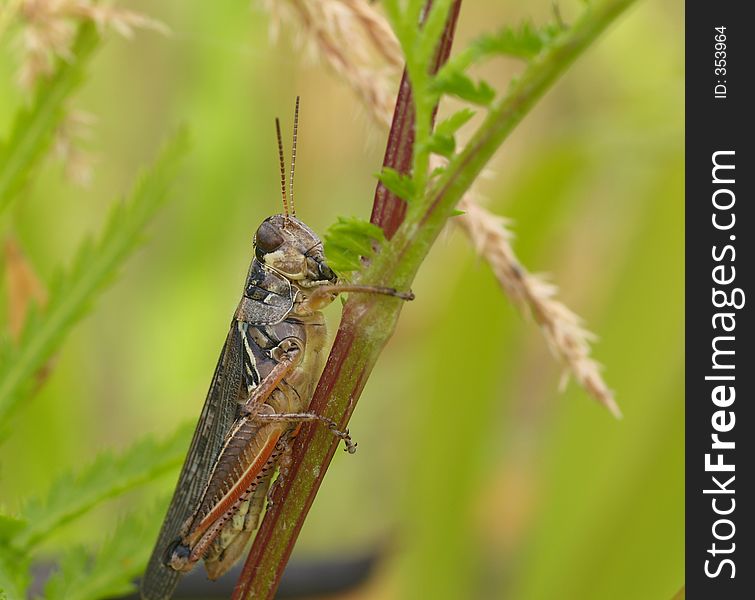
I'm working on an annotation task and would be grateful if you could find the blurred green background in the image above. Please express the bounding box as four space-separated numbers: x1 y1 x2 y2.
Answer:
0 1 683 599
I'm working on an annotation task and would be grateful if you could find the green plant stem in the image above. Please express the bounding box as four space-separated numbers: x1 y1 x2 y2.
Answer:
409 0 455 195
392 0 638 289
232 0 635 597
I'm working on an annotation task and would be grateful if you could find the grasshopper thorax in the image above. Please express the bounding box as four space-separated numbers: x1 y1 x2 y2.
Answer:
253 214 337 288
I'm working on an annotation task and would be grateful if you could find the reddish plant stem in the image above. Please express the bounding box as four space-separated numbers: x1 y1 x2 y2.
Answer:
232 3 462 599
371 0 463 237
369 71 414 237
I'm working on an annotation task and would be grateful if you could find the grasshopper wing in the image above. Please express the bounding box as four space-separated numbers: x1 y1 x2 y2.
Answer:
141 323 246 600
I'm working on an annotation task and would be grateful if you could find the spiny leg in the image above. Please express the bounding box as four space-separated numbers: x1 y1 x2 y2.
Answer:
323 284 415 300
254 412 357 453
179 430 283 576
265 437 294 509
204 456 277 580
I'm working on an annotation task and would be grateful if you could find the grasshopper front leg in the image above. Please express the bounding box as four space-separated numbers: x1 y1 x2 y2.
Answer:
239 338 357 452
302 283 414 311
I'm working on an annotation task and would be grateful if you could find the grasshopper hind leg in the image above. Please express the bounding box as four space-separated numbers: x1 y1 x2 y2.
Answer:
203 486 269 581
265 435 295 509
202 444 281 580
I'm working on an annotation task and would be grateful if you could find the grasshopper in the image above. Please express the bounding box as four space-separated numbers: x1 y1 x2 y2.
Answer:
140 98 412 600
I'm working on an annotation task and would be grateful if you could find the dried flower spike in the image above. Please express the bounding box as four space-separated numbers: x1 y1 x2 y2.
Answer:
14 0 168 90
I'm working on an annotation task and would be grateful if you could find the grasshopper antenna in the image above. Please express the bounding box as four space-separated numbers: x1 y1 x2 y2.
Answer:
275 117 289 218
289 96 300 218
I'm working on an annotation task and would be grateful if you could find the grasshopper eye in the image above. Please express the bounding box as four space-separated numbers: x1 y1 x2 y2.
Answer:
254 220 284 258
318 261 336 282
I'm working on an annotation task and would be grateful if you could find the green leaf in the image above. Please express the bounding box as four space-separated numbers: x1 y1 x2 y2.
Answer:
413 0 456 69
12 421 192 551
376 167 416 201
327 220 383 256
0 548 30 600
324 217 386 275
43 502 168 600
423 134 455 158
381 0 413 56
471 21 560 60
428 20 565 109
421 109 476 158
0 524 24 598
0 127 190 428
435 109 476 137
431 71 495 106
43 551 90 600
325 245 364 273
421 132 455 159
0 23 100 215
0 515 26 544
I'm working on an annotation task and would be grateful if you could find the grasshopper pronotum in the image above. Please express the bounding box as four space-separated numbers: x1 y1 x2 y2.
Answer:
141 98 412 599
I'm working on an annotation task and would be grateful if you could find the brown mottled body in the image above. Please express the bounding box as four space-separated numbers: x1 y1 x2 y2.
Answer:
169 306 329 578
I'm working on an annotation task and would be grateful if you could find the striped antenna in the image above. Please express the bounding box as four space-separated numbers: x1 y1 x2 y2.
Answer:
289 96 300 218
275 118 289 217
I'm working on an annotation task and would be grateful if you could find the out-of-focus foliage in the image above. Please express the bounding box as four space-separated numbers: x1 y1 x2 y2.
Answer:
0 1 682 599
42 503 170 600
11 422 191 551
0 128 189 427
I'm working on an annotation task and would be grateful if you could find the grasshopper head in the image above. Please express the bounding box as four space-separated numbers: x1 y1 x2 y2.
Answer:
253 214 337 287
257 99 336 288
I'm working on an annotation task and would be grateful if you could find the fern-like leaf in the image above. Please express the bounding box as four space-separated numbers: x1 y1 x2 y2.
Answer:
0 547 30 600
324 217 386 275
0 23 100 214
0 128 190 427
430 71 495 106
420 108 475 158
43 500 168 600
430 20 564 107
376 167 417 202
471 21 561 60
12 422 192 551
0 514 26 544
